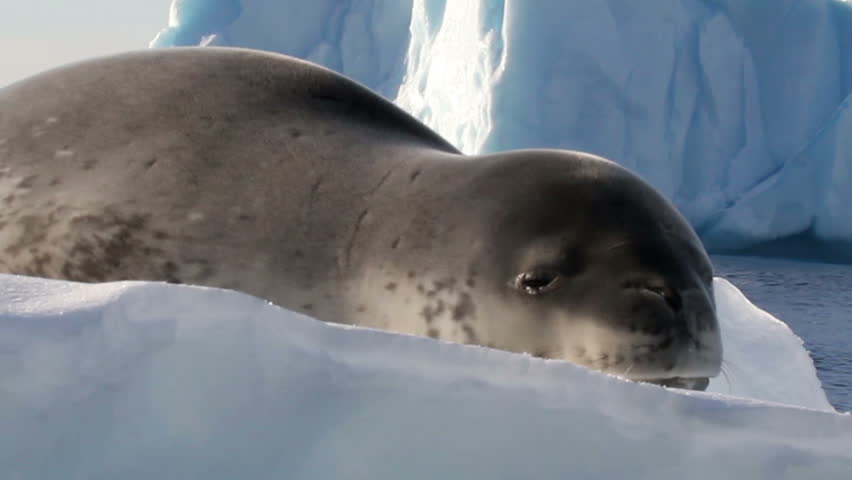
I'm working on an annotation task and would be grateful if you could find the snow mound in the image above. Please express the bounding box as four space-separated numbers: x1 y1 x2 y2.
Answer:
1 274 848 479
707 278 831 409
150 0 852 261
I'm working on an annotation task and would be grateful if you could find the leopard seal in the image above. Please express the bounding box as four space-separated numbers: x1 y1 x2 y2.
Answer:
0 47 721 390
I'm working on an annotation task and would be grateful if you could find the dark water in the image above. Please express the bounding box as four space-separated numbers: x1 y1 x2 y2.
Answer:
713 255 852 412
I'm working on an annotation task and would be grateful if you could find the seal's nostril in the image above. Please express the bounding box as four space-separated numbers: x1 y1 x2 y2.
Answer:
622 280 683 313
649 286 682 312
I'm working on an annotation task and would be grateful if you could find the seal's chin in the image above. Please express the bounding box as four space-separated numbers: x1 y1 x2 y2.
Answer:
641 377 710 391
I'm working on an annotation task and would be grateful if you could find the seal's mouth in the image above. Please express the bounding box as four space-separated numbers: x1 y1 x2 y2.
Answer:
642 377 710 391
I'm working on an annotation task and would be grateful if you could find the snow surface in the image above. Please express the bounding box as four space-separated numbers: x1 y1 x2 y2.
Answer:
1 273 849 479
151 0 852 259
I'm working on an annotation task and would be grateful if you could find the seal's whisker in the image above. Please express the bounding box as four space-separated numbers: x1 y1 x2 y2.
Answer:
719 361 733 394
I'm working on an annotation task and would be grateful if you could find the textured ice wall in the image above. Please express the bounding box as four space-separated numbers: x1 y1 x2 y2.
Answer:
1 274 849 479
150 0 852 260
397 0 852 257
151 0 413 98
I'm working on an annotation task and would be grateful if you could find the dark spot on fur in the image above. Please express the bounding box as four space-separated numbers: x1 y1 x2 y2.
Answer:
452 292 475 321
102 216 146 265
301 303 314 311
416 283 425 293
421 306 434 323
390 237 400 249
289 128 302 139
427 328 440 339
432 278 456 292
357 304 367 313
293 250 305 258
461 324 478 343
237 213 252 221
17 175 38 188
144 157 158 170
162 261 181 283
26 251 53 277
153 230 170 240
49 178 61 186
466 277 475 288
468 262 480 278
409 169 421 182
82 158 98 170
5 215 47 256
385 282 397 291
198 114 215 127
420 300 445 323
407 270 416 279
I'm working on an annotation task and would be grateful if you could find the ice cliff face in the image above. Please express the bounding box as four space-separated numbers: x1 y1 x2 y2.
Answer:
151 0 852 261
151 0 414 98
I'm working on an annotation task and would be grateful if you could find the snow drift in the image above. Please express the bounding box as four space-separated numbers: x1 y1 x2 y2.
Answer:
151 0 852 261
1 274 849 479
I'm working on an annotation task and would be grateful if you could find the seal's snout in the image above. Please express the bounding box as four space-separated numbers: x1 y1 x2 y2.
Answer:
603 279 722 390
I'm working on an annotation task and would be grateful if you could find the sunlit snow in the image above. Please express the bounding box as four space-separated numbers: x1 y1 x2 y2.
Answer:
0 274 850 479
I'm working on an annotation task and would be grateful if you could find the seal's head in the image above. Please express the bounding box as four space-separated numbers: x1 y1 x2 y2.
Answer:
459 150 722 390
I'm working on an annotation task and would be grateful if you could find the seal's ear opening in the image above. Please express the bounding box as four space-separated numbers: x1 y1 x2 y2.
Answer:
512 268 560 295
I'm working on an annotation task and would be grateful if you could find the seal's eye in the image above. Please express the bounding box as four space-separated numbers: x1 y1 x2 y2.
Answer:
514 269 560 295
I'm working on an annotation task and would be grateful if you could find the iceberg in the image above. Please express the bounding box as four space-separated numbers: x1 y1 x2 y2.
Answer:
0 274 849 479
150 0 414 99
151 0 852 261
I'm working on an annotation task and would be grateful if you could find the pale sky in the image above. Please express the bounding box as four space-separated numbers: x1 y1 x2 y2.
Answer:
0 0 173 86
